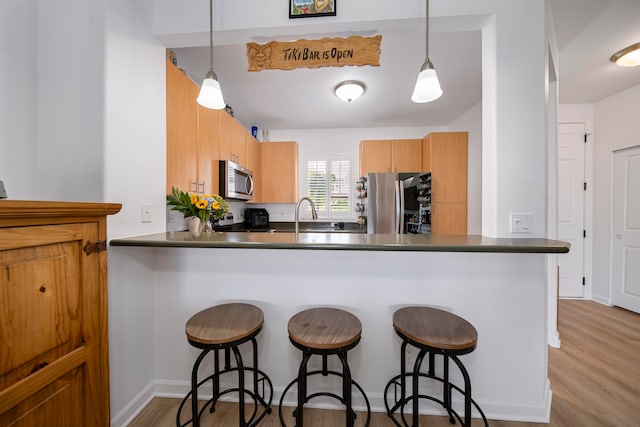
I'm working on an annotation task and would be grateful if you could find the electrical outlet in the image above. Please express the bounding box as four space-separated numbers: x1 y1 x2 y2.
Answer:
141 204 152 223
0 180 6 198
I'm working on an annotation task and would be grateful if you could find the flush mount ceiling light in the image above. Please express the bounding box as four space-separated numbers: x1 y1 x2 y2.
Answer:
335 80 366 102
610 42 640 67
197 0 225 109
411 0 442 103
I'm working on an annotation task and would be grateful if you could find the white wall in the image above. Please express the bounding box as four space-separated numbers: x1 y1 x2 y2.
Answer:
36 0 107 201
103 0 168 421
592 84 640 304
0 0 38 199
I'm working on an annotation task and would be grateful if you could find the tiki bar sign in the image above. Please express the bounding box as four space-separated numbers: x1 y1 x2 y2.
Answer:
246 35 382 71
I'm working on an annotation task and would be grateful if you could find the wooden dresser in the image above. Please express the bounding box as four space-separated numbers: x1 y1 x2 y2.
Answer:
0 200 121 426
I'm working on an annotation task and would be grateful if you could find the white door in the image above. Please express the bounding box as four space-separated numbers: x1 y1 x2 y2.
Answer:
611 145 640 314
557 123 585 297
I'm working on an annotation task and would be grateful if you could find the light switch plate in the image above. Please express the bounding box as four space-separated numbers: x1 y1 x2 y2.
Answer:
0 180 7 198
510 212 532 233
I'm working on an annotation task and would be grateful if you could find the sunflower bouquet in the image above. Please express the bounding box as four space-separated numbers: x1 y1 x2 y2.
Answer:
166 186 229 225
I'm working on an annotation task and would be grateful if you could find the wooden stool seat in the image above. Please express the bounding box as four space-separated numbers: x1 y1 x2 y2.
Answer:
288 307 362 350
279 307 370 426
393 306 477 352
186 303 264 346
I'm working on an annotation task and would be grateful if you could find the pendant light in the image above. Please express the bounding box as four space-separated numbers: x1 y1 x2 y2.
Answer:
197 0 225 109
411 0 442 103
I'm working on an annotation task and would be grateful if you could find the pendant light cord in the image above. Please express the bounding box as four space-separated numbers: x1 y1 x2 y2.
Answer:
425 0 430 60
208 0 213 71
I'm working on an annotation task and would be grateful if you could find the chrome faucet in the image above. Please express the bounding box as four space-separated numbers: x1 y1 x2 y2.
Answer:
295 197 318 233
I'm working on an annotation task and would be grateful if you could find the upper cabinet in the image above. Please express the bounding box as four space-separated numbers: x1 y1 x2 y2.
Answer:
166 59 198 194
360 140 391 174
218 111 248 166
392 139 422 172
196 104 221 195
359 139 422 175
258 142 299 203
245 134 261 201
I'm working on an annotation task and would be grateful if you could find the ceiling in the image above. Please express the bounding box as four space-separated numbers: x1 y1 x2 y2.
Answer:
171 0 640 131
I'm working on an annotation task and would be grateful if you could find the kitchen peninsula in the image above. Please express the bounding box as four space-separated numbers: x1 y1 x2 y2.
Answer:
109 232 568 424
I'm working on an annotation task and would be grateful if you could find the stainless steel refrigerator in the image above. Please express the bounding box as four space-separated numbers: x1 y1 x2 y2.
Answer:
366 172 431 234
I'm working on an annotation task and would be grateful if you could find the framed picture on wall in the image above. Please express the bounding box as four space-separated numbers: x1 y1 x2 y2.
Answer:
289 0 336 18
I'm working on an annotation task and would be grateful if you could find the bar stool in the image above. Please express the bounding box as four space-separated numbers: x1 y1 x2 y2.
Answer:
384 306 488 427
176 303 273 427
278 307 371 427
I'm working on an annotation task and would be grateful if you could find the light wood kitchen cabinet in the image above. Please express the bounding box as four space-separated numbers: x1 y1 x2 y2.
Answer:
0 200 121 427
392 139 422 172
259 141 299 203
422 132 468 234
359 139 422 175
359 139 391 175
245 134 261 202
196 104 221 195
218 111 248 166
166 59 198 194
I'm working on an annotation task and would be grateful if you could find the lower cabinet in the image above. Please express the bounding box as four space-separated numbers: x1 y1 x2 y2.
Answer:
0 201 121 426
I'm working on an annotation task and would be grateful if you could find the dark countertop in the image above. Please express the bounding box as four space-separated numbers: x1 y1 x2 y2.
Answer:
110 232 570 253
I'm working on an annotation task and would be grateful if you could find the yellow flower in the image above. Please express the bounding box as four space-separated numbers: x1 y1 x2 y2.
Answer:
212 201 220 210
190 193 198 205
195 200 208 209
201 194 213 199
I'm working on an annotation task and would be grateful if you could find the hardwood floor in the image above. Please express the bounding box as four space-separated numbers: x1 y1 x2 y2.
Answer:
129 300 640 426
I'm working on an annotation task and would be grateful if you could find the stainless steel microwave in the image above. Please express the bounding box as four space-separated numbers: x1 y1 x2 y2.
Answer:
219 160 254 201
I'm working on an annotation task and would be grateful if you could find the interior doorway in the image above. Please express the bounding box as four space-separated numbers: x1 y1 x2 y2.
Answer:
611 145 640 314
557 123 585 298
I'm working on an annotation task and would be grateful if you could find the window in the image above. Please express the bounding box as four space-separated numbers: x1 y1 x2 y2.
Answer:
305 154 352 219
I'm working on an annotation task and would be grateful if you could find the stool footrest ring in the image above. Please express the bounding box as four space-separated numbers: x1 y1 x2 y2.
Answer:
384 372 488 427
176 366 273 427
278 369 371 427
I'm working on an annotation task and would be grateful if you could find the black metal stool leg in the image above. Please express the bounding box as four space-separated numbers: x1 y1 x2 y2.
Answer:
190 349 209 427
230 346 246 426
412 349 427 427
296 351 312 427
337 352 354 427
443 354 455 424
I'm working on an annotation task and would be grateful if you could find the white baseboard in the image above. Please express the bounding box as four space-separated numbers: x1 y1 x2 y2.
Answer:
134 380 552 427
110 382 155 427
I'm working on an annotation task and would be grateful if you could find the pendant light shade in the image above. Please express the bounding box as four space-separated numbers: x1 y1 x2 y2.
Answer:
197 70 225 109
197 0 225 109
411 59 443 103
412 0 442 103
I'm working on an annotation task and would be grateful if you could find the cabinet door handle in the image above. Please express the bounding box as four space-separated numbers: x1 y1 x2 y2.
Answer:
199 181 205 193
191 181 198 193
